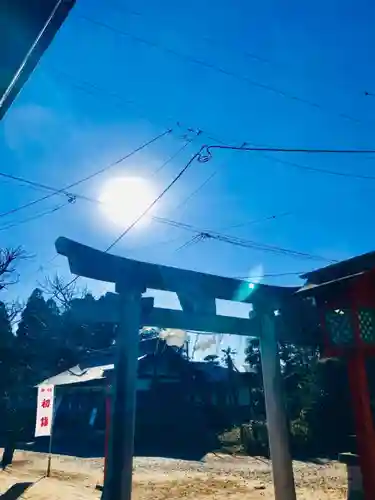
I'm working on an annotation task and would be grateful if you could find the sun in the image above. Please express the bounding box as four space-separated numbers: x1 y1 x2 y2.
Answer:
99 176 156 227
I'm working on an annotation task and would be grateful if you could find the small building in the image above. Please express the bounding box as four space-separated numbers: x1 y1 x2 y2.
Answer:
38 337 253 456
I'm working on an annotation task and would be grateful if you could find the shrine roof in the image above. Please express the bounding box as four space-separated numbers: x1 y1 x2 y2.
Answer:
300 250 375 286
297 271 366 296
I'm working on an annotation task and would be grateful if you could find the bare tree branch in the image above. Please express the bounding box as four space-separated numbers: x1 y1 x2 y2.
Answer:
40 273 88 309
6 299 24 326
0 247 28 291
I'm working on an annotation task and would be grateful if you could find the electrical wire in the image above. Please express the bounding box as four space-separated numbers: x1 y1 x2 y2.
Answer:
174 234 205 252
49 68 205 144
0 167 334 263
173 171 217 212
0 139 198 232
105 149 204 252
48 69 375 174
222 211 293 232
0 153 340 263
0 200 74 232
80 15 373 128
44 149 206 296
205 144 375 156
0 140 342 264
2 139 372 224
151 140 194 176
126 235 186 253
0 129 172 219
234 271 307 279
0 143 364 266
261 153 375 180
151 216 335 262
0 171 77 198
113 2 368 105
108 3 275 67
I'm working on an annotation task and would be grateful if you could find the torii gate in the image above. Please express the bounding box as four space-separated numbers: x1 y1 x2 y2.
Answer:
55 237 318 500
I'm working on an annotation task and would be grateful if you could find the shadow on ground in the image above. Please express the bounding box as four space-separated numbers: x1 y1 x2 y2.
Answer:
0 482 33 500
18 436 212 462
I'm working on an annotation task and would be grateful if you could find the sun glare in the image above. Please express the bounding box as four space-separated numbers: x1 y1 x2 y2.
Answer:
99 176 156 227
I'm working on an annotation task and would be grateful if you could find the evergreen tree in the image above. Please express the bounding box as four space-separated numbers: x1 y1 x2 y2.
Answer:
16 288 61 384
0 302 17 398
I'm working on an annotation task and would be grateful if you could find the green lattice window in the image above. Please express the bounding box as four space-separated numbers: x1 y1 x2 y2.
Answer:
358 309 375 343
325 310 354 345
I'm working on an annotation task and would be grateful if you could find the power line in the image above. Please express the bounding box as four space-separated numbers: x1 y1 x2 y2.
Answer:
48 68 375 174
0 171 77 199
48 66 179 132
0 129 172 219
1 135 373 247
151 140 193 176
108 3 276 67
0 167 322 262
105 149 204 251
0 200 74 232
126 235 185 253
176 127 375 179
80 14 372 128
173 171 217 212
234 271 306 279
112 2 372 109
205 144 375 156
3 138 372 245
174 234 205 252
44 148 207 296
222 211 293 232
0 145 337 263
151 216 334 262
261 153 375 181
0 139 201 233
2 135 374 226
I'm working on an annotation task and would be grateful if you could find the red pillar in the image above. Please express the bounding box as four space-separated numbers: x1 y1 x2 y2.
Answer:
347 351 375 500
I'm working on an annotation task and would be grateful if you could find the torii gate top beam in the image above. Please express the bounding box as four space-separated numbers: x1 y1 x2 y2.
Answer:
55 237 296 307
55 238 320 343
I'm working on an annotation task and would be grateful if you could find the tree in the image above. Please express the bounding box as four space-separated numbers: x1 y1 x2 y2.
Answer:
0 302 17 397
41 273 87 310
221 347 239 413
245 339 265 420
0 247 27 291
221 347 237 370
0 246 31 443
16 288 61 384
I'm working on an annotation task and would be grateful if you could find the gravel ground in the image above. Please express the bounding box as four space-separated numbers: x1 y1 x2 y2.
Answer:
0 450 347 499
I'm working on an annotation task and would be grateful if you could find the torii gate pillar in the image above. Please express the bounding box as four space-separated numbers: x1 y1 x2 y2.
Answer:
258 308 296 500
103 287 143 500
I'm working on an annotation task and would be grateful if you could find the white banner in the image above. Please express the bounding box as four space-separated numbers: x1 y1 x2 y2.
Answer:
35 385 55 437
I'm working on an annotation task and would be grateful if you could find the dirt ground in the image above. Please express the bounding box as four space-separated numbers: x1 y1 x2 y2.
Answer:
0 450 347 499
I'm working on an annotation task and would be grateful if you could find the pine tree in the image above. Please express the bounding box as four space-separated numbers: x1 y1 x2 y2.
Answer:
16 288 61 384
0 301 17 398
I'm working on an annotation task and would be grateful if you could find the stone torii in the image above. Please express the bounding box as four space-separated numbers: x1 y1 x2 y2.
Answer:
55 236 309 500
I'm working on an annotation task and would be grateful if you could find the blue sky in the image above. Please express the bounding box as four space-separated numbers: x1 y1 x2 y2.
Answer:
1 0 375 364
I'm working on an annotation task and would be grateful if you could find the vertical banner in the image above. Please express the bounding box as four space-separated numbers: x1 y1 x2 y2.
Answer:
35 385 55 437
